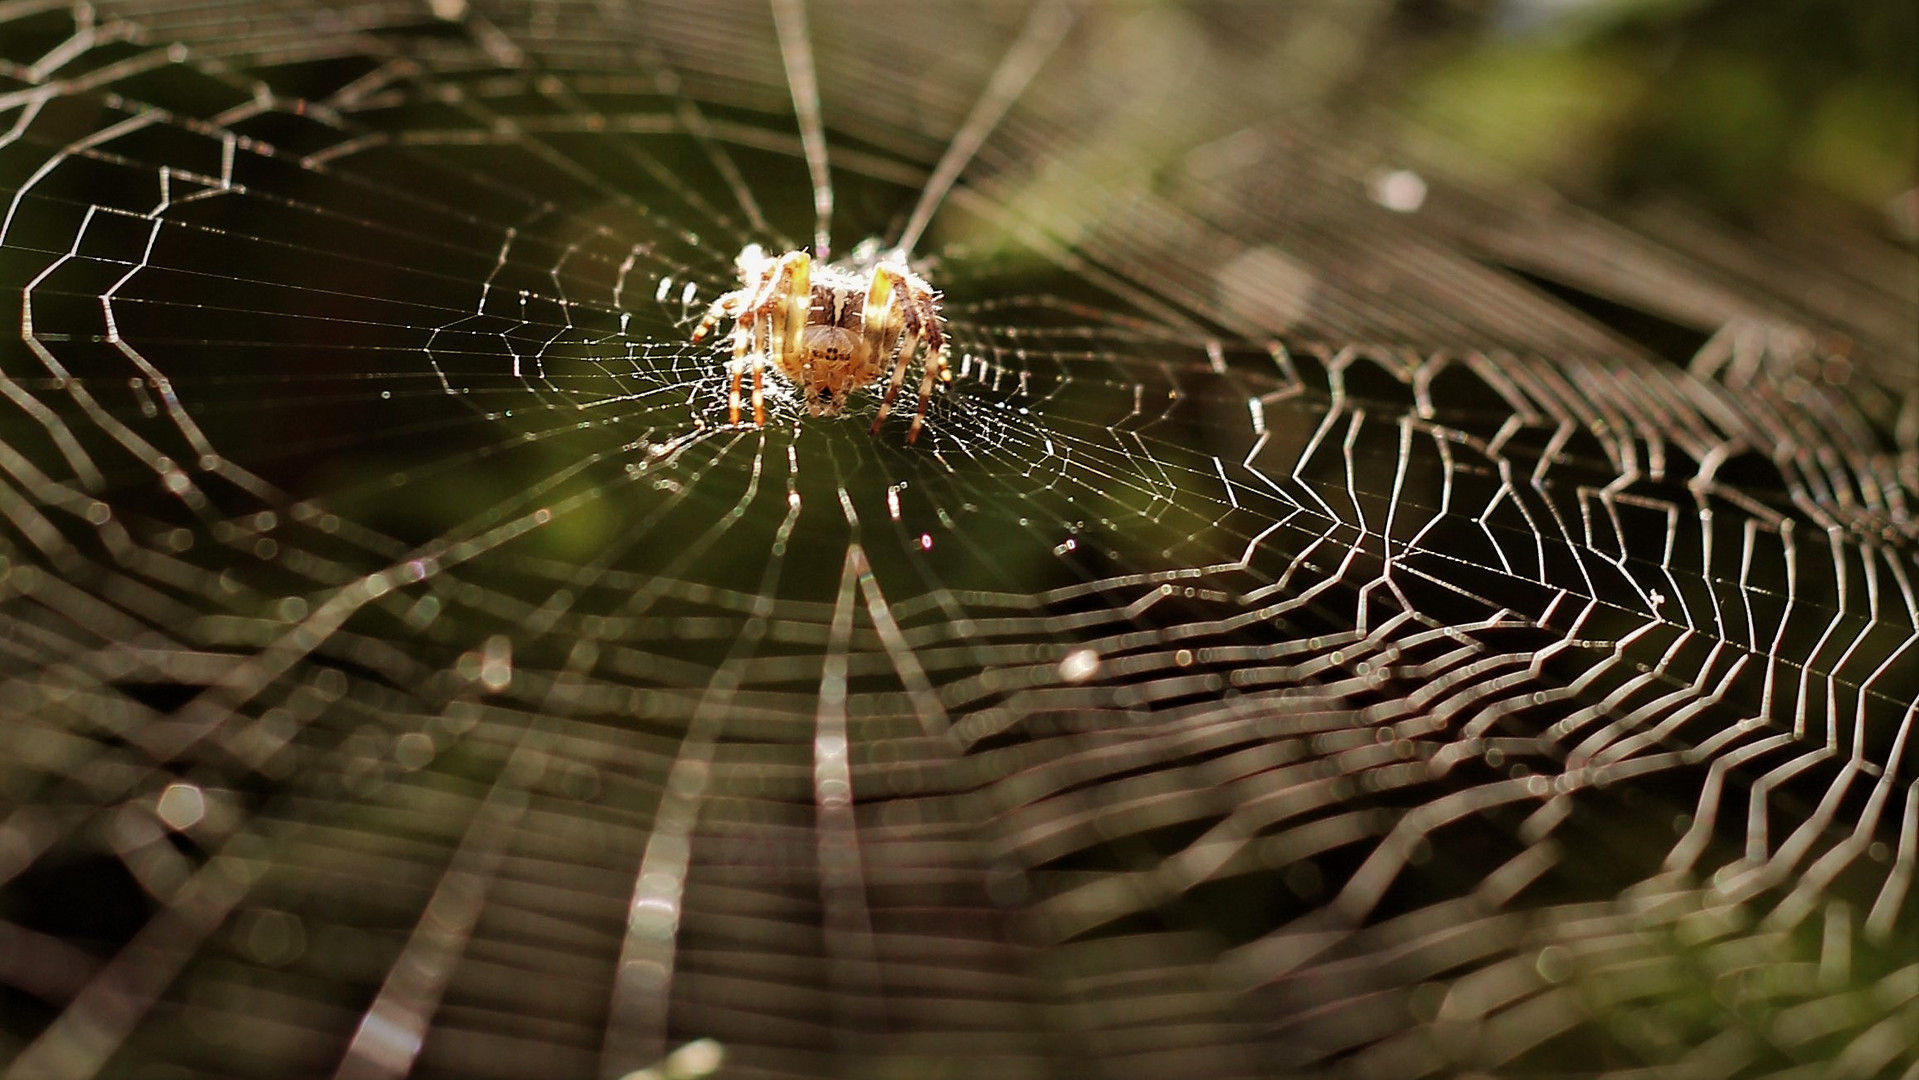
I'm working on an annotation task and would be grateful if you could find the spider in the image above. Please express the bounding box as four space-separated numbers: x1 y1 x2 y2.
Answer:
691 242 952 443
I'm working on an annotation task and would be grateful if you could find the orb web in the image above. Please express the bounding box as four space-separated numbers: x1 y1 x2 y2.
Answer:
0 2 1913 1079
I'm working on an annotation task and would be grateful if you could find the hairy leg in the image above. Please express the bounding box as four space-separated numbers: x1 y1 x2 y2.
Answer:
871 318 921 435
727 322 750 426
691 290 742 343
751 313 767 426
863 268 917 434
765 251 811 383
906 316 949 443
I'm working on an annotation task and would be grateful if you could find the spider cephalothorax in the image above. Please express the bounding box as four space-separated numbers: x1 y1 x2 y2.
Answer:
691 242 952 442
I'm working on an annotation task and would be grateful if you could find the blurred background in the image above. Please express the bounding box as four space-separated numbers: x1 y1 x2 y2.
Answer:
0 1 1912 1079
1398 0 1914 226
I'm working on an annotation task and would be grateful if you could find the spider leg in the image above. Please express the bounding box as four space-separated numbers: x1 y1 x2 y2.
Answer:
765 251 812 385
922 310 949 383
727 321 751 426
858 266 901 361
909 341 947 443
751 312 767 427
862 267 916 434
906 320 949 445
781 253 811 363
690 290 741 343
870 319 919 435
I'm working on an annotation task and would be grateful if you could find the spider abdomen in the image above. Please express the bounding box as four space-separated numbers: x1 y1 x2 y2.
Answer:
812 284 866 329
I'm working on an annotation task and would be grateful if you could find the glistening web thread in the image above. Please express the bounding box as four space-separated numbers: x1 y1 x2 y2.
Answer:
0 2 1914 1079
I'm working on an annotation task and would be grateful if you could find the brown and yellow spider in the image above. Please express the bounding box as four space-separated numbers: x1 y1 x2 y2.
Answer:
690 242 952 443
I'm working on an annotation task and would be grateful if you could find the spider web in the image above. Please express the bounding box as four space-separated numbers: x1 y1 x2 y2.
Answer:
1 1 1915 1078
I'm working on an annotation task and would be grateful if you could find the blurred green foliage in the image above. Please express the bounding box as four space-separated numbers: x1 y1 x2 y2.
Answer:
1404 0 1916 222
